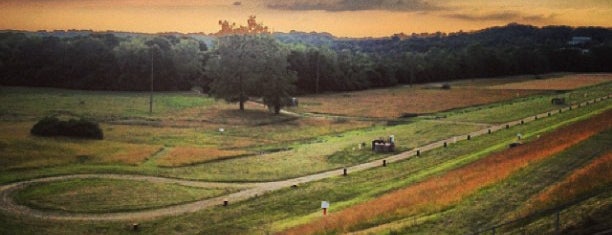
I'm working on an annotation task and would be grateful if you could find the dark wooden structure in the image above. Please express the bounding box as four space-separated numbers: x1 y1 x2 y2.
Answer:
372 136 395 153
551 98 566 105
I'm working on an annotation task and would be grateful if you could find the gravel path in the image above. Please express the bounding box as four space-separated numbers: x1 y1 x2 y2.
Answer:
0 96 609 222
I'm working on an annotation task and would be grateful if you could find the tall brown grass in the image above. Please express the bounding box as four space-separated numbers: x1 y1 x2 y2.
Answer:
488 74 612 90
518 151 611 216
295 88 541 118
280 110 612 235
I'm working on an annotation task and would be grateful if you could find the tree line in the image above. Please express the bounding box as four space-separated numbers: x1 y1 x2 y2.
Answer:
0 32 208 91
1 23 612 110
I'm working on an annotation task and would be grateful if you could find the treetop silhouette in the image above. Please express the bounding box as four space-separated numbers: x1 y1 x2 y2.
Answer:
216 16 270 36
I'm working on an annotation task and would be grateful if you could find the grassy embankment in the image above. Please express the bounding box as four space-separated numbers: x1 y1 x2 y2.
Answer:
361 130 610 234
281 109 611 234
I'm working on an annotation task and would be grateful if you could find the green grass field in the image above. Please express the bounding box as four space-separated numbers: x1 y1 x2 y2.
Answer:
0 74 610 234
0 87 214 119
1 97 606 235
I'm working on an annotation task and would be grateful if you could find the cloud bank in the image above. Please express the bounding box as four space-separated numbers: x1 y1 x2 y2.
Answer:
266 0 442 12
444 10 555 23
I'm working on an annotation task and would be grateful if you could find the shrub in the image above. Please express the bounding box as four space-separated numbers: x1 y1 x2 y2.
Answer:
31 117 103 139
441 83 451 90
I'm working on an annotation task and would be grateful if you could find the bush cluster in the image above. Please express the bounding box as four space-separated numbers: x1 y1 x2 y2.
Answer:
30 117 104 140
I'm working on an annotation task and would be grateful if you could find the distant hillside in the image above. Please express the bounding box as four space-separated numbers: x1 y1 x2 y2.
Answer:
1 24 611 93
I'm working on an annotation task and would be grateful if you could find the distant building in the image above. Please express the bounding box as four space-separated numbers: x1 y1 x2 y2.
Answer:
568 36 591 46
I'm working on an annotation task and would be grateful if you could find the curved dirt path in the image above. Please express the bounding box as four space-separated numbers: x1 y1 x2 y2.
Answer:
0 96 609 221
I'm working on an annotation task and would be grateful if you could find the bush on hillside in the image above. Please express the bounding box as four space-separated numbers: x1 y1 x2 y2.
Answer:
30 117 104 140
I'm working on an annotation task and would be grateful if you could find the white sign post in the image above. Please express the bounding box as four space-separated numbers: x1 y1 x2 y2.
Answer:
321 201 330 215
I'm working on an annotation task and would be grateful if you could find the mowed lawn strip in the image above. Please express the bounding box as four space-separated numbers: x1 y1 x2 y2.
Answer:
281 110 612 234
13 178 235 213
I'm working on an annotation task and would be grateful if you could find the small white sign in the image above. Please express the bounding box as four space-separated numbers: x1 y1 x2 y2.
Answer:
321 201 330 209
219 128 225 133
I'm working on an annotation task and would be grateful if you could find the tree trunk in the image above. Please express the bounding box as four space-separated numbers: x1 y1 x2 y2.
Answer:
274 104 280 114
239 74 244 111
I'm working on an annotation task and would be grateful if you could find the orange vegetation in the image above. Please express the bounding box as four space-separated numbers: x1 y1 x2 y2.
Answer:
157 147 248 167
519 151 612 215
281 111 612 235
488 74 612 90
98 144 161 165
295 88 540 118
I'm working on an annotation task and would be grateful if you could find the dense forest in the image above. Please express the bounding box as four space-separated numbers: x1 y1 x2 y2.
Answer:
1 23 611 94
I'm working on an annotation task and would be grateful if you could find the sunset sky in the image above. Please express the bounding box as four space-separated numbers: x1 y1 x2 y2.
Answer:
1 0 611 37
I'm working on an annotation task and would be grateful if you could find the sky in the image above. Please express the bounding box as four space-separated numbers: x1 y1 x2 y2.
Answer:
1 0 611 37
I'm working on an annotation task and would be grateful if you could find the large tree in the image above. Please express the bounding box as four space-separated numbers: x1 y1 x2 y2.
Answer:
254 37 296 114
172 38 206 89
206 35 295 113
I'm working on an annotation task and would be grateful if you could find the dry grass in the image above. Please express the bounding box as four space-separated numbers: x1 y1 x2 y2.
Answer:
0 122 161 169
293 88 540 118
280 110 612 235
517 151 612 216
170 100 294 126
488 74 612 90
94 144 161 165
157 147 249 167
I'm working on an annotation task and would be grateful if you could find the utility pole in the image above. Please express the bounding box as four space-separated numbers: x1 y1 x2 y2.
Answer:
315 51 320 94
149 48 154 115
